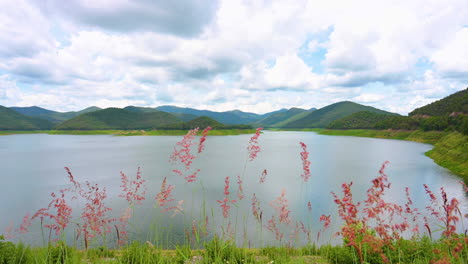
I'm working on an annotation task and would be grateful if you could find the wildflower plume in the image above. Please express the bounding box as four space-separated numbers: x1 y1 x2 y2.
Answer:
270 189 291 224
156 177 175 208
119 167 146 206
198 126 212 153
299 142 311 182
236 175 244 200
170 128 199 170
217 176 237 218
260 169 267 183
247 127 263 161
251 193 262 223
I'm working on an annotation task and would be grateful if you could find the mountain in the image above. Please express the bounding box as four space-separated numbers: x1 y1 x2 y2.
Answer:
327 111 398 129
123 106 197 122
283 101 395 128
10 106 102 123
155 106 263 125
55 108 182 130
0 105 54 130
409 88 468 116
254 107 311 127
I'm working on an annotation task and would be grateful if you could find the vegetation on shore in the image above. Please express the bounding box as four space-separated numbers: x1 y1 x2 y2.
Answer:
0 129 257 136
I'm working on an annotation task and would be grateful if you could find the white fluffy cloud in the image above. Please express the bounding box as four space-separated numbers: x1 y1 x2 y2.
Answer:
0 0 467 114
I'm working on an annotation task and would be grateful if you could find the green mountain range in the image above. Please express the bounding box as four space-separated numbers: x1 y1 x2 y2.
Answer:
0 106 54 130
123 106 198 122
253 107 316 127
3 87 466 131
326 88 467 134
55 108 183 130
10 106 102 123
409 87 468 116
283 101 395 128
155 105 265 125
326 111 398 129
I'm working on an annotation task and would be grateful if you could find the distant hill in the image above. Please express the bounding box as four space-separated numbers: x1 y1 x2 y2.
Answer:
162 116 225 130
283 101 395 128
10 106 101 123
155 106 263 125
409 88 468 116
0 105 54 130
254 107 312 127
184 116 224 128
55 108 182 130
327 111 398 129
124 106 197 121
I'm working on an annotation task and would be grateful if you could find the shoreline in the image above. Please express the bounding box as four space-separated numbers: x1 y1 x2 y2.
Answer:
0 129 257 136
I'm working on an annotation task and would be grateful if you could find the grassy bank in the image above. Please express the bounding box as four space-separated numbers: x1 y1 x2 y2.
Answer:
0 129 256 136
310 129 467 184
2 236 465 264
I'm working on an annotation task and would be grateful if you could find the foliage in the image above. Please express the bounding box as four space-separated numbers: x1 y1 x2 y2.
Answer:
55 108 183 130
10 106 101 124
0 236 32 264
254 107 309 128
426 131 468 183
203 236 255 263
283 101 396 128
326 111 396 129
0 106 54 130
374 115 421 130
120 241 165 264
155 105 264 125
409 87 468 116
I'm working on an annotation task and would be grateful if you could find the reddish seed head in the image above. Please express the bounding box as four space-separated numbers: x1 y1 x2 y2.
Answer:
299 142 311 182
247 127 263 161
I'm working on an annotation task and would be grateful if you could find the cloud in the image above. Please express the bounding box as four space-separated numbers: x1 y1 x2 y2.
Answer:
33 0 220 37
353 93 386 103
431 27 468 80
0 0 467 115
0 0 54 59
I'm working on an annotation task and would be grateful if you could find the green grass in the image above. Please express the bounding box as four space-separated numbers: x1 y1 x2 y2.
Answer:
2 236 466 263
0 129 257 136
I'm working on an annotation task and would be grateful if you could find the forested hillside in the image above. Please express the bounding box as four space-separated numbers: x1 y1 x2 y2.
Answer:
409 88 468 116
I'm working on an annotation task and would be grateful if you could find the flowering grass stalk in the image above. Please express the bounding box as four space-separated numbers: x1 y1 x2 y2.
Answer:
119 167 147 206
217 176 237 219
247 127 263 161
299 142 311 182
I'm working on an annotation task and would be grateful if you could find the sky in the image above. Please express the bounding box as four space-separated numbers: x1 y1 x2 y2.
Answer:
0 0 467 115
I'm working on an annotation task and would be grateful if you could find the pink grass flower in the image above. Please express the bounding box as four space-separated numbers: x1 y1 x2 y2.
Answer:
247 127 263 161
270 189 291 224
260 169 267 183
265 216 283 241
237 175 244 200
185 169 200 183
251 193 262 223
170 128 199 170
32 189 73 236
17 213 32 234
299 142 311 182
198 126 212 153
79 181 114 247
119 167 147 206
320 214 331 229
217 176 237 218
155 177 175 208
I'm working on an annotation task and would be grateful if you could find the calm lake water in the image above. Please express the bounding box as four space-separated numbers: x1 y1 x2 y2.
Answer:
0 131 466 247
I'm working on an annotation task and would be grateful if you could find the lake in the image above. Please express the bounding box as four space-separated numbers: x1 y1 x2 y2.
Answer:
0 131 466 248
